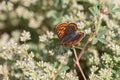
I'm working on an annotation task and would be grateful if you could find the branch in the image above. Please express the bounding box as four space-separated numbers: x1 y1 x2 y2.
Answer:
78 31 95 60
72 46 87 80
73 32 94 69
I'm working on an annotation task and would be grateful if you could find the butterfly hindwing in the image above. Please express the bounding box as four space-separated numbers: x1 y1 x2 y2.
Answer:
62 32 84 46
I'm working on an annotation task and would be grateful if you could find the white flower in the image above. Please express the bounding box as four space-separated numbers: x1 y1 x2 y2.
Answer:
19 44 29 53
101 53 112 63
28 15 43 28
89 72 96 80
56 55 68 65
67 50 72 56
16 6 25 17
113 56 120 62
46 31 54 39
77 12 85 20
0 1 7 11
39 34 47 42
0 33 9 45
94 56 100 65
77 22 85 30
48 50 54 56
7 1 13 11
99 68 112 79
23 10 34 19
28 18 40 28
21 0 37 7
90 66 98 72
85 28 91 34
20 30 31 42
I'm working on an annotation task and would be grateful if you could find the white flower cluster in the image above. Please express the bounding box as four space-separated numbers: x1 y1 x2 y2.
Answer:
101 53 112 63
20 0 37 7
48 50 54 56
15 58 78 80
0 0 44 29
60 70 78 80
62 11 86 23
90 68 113 80
62 0 71 8
0 39 30 60
103 18 120 56
39 31 54 42
0 39 18 60
89 51 120 79
0 1 13 12
20 30 31 42
56 50 72 65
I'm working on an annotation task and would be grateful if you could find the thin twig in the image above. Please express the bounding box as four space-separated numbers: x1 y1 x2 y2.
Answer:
78 33 94 60
74 59 86 80
73 30 95 68
72 46 87 80
74 46 82 50
72 46 78 61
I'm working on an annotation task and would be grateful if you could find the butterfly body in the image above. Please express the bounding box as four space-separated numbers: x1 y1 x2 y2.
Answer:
56 23 84 46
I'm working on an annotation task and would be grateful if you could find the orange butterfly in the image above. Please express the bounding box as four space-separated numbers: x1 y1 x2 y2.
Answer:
56 23 84 46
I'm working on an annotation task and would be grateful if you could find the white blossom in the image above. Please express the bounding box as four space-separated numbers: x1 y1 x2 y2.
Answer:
20 30 31 42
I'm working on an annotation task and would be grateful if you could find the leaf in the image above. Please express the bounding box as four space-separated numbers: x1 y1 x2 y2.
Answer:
29 43 38 52
113 8 120 13
95 5 99 14
92 38 98 44
98 38 107 44
54 0 62 7
59 65 69 73
47 10 57 18
109 4 120 14
97 29 107 38
109 4 115 10
89 7 96 16
89 6 99 16
52 62 58 67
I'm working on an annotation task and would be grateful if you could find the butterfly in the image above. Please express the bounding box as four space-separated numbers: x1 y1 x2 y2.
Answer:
56 23 84 46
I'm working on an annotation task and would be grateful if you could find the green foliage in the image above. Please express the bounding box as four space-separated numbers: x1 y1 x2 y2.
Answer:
59 65 70 73
92 29 108 44
109 4 120 14
89 5 99 16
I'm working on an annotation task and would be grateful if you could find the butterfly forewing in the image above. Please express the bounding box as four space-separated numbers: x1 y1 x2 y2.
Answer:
56 23 67 40
68 23 78 30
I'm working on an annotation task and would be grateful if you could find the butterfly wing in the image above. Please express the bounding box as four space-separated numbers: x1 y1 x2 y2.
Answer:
63 32 84 46
56 23 78 39
67 23 78 30
56 23 68 40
